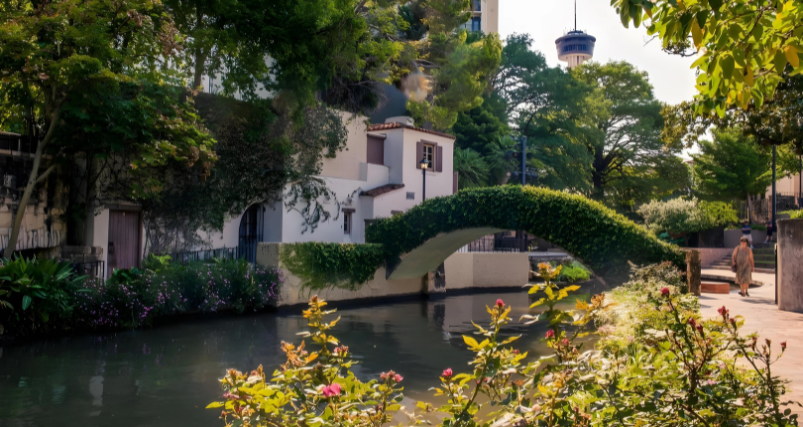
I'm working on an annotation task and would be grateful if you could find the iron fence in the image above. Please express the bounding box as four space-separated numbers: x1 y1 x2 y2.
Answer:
70 260 105 279
163 246 244 265
457 234 530 253
0 134 39 155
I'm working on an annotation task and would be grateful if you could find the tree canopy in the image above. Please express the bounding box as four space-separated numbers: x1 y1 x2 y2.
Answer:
572 61 689 208
692 128 773 202
613 0 803 114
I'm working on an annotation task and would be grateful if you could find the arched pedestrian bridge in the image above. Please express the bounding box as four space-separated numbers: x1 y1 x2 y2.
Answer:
365 186 685 280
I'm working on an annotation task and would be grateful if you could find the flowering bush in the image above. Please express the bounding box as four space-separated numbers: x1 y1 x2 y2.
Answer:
74 258 282 331
638 197 708 234
211 262 799 426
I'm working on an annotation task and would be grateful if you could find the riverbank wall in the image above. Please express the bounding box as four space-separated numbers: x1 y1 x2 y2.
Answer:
256 243 530 307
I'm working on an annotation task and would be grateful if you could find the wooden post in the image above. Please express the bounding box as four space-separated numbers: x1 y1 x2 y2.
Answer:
686 249 701 296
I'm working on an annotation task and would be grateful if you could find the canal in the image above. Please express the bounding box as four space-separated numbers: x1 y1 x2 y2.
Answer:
0 289 591 427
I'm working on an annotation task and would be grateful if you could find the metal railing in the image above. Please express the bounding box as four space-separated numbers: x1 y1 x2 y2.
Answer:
70 260 105 279
457 234 530 253
0 134 40 155
164 246 243 265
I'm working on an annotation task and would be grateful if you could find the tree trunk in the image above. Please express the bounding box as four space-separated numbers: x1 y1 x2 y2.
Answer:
746 195 753 224
591 145 604 199
192 10 207 90
5 108 61 257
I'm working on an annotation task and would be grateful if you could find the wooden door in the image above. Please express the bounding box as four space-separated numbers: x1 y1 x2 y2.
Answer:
108 210 141 277
238 204 263 263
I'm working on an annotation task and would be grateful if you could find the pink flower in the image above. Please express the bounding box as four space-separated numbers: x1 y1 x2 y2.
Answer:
394 374 403 383
442 368 453 378
660 287 670 296
545 329 555 339
561 338 569 346
321 383 342 398
496 299 505 308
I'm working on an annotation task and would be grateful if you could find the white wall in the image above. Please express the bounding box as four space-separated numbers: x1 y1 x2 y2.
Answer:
401 129 455 203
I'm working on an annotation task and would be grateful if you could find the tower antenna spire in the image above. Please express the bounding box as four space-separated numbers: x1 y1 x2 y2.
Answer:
574 0 577 31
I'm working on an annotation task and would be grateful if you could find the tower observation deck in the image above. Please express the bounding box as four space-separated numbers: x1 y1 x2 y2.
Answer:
555 1 596 68
555 30 596 68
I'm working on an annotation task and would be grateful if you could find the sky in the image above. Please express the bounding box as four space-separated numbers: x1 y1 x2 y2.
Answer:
497 0 699 106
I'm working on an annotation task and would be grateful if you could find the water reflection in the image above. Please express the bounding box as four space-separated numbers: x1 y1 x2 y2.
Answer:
0 289 591 427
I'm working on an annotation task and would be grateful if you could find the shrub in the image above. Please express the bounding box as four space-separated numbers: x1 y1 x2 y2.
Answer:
701 200 739 228
552 260 591 283
75 258 282 330
0 258 86 337
782 210 803 219
210 264 799 427
279 243 386 291
638 197 708 234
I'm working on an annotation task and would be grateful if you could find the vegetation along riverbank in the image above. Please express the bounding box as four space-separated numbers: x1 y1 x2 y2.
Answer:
209 262 799 426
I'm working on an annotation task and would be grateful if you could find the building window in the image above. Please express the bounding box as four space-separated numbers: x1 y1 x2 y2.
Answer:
343 212 352 235
471 17 481 32
473 0 481 11
423 143 435 165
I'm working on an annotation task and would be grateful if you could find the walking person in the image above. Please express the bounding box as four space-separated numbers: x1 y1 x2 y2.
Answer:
732 236 755 297
741 221 753 248
764 220 774 244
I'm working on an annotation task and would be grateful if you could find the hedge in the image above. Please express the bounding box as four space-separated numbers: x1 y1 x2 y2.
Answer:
279 242 386 291
366 186 686 274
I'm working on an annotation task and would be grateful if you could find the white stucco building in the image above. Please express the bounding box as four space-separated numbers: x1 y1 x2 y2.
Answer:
84 114 457 274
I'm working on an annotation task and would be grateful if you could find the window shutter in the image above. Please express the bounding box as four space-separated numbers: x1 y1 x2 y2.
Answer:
436 145 443 172
453 172 458 194
416 141 423 169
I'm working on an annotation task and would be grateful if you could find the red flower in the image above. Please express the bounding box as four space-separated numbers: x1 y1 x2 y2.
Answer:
717 306 728 317
545 329 555 339
321 383 342 398
781 341 787 351
496 299 505 308
442 368 453 378
688 318 697 327
661 287 670 296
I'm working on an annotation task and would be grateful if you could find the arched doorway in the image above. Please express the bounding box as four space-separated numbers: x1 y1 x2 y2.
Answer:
238 204 263 263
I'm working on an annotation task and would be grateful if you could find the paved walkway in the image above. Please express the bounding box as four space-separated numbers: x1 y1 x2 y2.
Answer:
699 269 803 414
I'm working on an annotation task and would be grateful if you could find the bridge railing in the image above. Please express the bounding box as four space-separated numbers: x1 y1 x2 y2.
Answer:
457 234 530 253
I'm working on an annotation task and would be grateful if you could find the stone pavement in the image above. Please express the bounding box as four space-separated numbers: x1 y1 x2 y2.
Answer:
699 269 803 414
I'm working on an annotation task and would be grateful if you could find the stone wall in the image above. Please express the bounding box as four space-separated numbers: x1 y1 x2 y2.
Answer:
256 243 533 306
696 248 733 267
255 243 422 307
777 219 803 313
444 252 530 290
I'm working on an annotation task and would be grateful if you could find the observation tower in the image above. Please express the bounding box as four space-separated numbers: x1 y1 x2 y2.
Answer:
555 1 596 68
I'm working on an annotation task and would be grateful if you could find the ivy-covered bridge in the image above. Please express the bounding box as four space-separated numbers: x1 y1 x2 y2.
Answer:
280 186 685 290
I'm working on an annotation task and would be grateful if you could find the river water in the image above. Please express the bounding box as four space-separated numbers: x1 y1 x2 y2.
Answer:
0 289 591 427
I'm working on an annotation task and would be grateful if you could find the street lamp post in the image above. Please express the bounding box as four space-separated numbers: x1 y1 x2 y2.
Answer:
419 157 430 201
772 145 777 229
520 136 527 186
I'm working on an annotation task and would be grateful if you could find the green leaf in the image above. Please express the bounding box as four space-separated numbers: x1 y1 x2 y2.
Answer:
205 402 224 409
22 295 32 310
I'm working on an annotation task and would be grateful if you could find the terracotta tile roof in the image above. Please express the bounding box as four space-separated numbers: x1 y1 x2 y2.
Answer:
360 183 405 198
367 122 456 140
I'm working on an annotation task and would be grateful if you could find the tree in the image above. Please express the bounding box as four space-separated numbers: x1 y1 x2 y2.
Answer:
452 92 509 155
612 0 803 113
494 34 594 192
0 0 216 255
453 148 490 189
572 61 687 206
692 128 773 220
